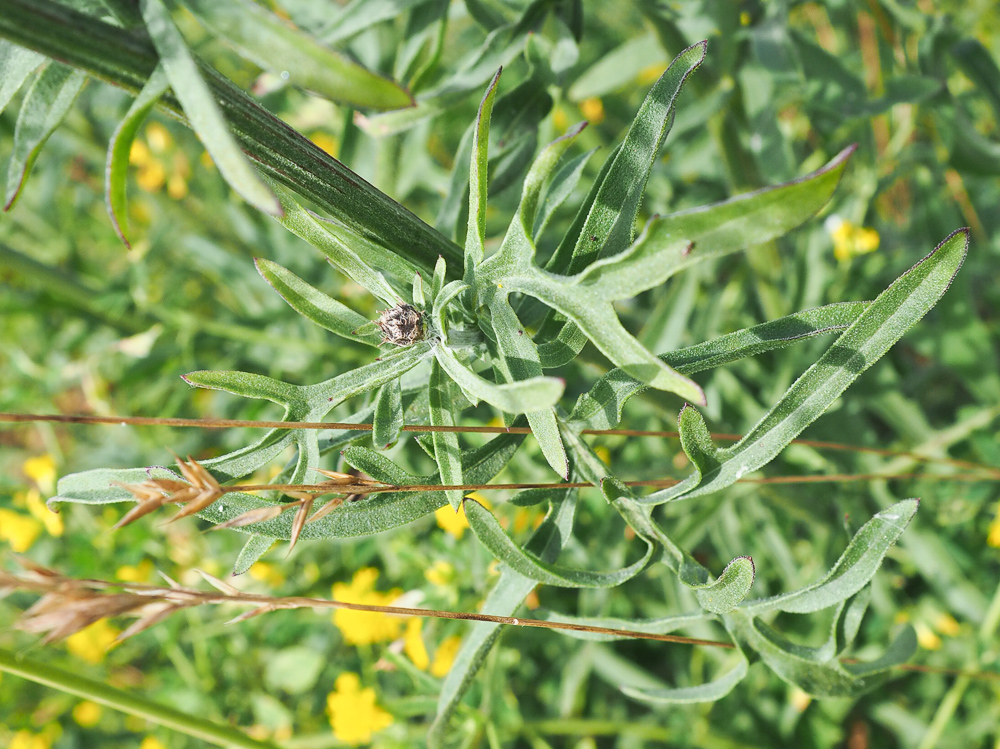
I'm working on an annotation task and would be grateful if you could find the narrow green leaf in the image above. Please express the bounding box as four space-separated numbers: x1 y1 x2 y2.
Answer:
0 40 45 115
4 61 85 210
434 344 564 413
319 0 427 44
269 184 409 303
464 497 653 588
465 68 502 274
568 302 869 430
574 145 857 300
303 341 434 410
842 625 917 677
429 359 463 511
105 64 169 247
233 534 275 576
564 41 706 274
645 229 969 503
182 370 300 406
254 257 380 347
742 500 918 614
621 656 748 704
180 0 413 110
139 0 281 215
533 147 597 242
372 379 404 449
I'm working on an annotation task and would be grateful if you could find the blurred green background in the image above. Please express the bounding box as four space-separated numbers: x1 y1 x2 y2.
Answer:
2 1 999 747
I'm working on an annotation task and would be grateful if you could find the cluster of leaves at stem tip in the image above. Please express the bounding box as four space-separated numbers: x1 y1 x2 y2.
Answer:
5 6 969 725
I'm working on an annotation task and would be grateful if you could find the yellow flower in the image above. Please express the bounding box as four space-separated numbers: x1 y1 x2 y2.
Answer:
116 559 154 583
326 673 393 745
310 132 339 156
404 618 429 670
435 493 491 539
825 216 880 261
65 620 119 664
0 508 42 552
72 701 103 727
130 123 190 197
23 454 57 493
789 686 811 712
425 560 454 587
988 503 1000 547
914 621 942 650
139 737 167 749
9 730 50 749
935 613 961 637
552 106 569 131
248 562 285 587
593 446 611 466
579 97 605 125
430 635 462 677
332 568 403 645
24 489 63 537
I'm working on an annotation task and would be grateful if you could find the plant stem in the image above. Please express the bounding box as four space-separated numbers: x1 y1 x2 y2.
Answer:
0 0 463 277
0 647 282 749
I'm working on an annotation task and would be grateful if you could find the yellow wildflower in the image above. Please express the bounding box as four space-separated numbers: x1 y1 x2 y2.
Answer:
130 123 191 198
326 673 393 745
935 613 961 637
116 559 154 583
825 216 880 261
579 97 605 125
988 503 1000 547
332 568 403 645
435 493 491 539
72 701 102 727
593 446 611 466
430 635 462 677
9 730 49 749
425 560 454 587
139 737 167 749
740 10 752 25
23 454 57 493
24 489 63 537
404 618 429 670
65 620 119 664
0 508 42 552
248 561 285 587
310 132 339 156
914 621 942 650
552 106 569 131
790 686 811 712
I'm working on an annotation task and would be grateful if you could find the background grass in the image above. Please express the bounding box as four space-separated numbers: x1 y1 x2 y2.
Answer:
2 1 999 747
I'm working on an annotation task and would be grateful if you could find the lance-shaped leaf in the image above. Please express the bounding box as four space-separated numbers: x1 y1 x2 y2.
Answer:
106 64 169 247
464 498 654 588
181 370 301 407
573 145 856 300
621 654 749 704
567 301 869 430
563 41 706 274
5 61 85 210
180 0 413 110
302 341 434 410
269 183 411 302
430 489 576 747
690 556 755 614
741 500 918 614
139 0 281 215
434 343 564 413
429 360 463 511
233 534 275 576
642 229 970 504
533 147 597 242
254 257 380 347
372 379 404 449
0 40 45 115
464 67 501 274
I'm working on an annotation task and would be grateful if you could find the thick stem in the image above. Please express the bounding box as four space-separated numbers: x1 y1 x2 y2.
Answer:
0 0 463 277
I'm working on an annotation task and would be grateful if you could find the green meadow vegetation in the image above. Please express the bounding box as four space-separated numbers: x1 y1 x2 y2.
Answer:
1 1 999 747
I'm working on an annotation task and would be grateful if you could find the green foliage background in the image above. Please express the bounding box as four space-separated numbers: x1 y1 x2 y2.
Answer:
2 1 999 747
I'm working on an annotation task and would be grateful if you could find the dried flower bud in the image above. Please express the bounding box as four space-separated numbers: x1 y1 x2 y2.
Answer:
376 304 424 347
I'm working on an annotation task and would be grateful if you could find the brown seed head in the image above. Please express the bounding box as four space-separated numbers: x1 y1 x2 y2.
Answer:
376 304 424 346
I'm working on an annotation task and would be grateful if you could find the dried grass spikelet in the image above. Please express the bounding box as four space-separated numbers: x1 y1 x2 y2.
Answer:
113 455 223 529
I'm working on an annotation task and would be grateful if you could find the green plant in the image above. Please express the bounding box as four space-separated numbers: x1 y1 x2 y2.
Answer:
0 1 982 746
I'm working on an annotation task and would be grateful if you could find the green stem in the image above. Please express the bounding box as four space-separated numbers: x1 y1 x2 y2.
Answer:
0 0 463 277
0 647 281 749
